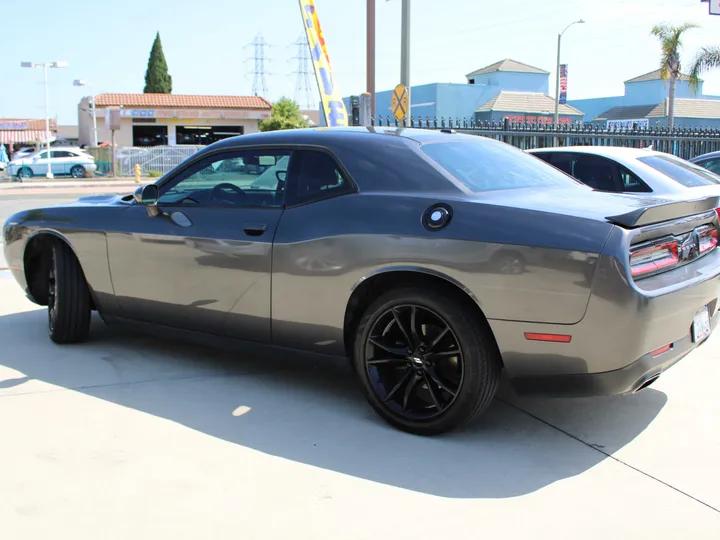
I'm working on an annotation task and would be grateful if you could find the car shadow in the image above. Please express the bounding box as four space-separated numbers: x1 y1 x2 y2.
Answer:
0 309 668 499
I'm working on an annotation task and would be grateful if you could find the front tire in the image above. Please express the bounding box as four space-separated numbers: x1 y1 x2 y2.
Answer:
17 167 32 180
70 165 85 179
48 242 92 344
352 287 501 435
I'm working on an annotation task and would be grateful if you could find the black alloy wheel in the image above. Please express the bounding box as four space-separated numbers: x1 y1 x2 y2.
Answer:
364 304 463 420
353 287 501 435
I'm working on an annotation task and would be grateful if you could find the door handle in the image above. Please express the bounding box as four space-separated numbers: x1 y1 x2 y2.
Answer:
243 223 267 236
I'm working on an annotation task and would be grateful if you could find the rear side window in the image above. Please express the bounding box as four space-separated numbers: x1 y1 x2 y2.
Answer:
696 158 720 175
638 154 720 187
421 140 582 192
287 150 354 205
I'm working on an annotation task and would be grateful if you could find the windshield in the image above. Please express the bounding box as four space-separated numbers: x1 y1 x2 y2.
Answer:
421 139 584 192
637 154 720 188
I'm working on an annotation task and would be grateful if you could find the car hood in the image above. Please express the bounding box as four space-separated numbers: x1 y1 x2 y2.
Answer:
470 185 718 226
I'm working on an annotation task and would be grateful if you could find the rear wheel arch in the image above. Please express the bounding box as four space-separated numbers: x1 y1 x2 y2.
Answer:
23 232 94 309
343 268 500 363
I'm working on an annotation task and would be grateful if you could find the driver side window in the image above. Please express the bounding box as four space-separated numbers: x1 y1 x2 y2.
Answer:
158 149 291 207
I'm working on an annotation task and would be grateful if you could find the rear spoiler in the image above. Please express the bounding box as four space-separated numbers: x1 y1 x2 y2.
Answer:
606 194 720 228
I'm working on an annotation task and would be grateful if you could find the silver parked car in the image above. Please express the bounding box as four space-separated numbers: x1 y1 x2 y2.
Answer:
8 146 96 180
528 146 720 197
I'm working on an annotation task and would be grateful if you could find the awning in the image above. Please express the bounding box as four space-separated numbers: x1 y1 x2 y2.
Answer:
0 130 54 143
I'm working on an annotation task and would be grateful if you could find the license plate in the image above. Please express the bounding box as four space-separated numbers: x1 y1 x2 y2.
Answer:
692 306 711 343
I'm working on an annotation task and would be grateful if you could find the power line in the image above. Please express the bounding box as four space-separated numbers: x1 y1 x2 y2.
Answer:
289 34 317 109
244 33 271 99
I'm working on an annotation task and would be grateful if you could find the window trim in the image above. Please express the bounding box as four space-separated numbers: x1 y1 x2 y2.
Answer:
155 148 293 209
283 147 358 208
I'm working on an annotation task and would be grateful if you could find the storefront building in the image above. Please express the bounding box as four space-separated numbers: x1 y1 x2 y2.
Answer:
0 118 57 153
77 94 272 147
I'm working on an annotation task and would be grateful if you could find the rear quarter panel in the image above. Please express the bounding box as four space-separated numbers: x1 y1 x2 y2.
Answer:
271 193 613 355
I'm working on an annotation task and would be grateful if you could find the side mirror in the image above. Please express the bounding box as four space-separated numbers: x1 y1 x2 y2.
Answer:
134 184 159 205
133 184 161 217
275 170 287 182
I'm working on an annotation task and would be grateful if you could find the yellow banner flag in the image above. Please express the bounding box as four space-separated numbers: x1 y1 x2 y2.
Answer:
299 0 349 127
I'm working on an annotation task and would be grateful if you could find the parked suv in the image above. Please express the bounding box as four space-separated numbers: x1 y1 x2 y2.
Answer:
8 147 96 180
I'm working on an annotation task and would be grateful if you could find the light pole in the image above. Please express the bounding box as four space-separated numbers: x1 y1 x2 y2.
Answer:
554 20 584 125
387 0 411 120
74 79 98 147
21 60 68 178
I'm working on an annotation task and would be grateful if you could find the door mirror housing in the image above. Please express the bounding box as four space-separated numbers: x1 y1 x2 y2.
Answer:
134 184 159 205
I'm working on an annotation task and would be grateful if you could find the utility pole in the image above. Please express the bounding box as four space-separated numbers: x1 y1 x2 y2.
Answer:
401 0 411 119
367 0 376 118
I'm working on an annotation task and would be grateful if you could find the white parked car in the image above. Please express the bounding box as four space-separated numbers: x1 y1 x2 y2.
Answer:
8 147 97 180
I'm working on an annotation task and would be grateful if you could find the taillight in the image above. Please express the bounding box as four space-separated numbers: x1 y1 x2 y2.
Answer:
630 240 679 277
699 226 718 253
715 208 720 221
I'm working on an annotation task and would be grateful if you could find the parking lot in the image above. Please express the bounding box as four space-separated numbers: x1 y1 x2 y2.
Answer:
1 264 720 538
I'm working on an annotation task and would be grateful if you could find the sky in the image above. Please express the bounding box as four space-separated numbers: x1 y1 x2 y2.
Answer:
1 0 720 125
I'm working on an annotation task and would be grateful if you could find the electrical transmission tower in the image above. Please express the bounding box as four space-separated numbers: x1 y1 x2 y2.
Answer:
245 33 270 98
290 35 316 109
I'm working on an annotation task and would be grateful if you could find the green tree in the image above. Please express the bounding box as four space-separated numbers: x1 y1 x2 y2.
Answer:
259 97 309 132
690 46 720 91
650 22 699 130
144 32 172 94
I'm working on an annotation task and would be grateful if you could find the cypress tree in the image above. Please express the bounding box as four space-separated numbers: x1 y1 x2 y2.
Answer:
143 32 172 93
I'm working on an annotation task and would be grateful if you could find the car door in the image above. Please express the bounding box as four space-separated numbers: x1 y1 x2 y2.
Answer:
50 150 72 176
30 150 49 175
106 147 291 342
270 148 358 354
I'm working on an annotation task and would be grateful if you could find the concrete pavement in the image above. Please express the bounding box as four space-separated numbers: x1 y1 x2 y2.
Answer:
0 274 719 539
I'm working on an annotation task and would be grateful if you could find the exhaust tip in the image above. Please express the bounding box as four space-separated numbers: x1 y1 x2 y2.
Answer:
634 374 660 393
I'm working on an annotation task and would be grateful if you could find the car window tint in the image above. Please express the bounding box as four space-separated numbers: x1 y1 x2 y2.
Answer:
698 158 720 175
617 164 652 193
638 154 720 187
36 151 48 159
571 155 618 192
289 150 352 204
421 140 583 192
51 150 73 158
158 149 291 207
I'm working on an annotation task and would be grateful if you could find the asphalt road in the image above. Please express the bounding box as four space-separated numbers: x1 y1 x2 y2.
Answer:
1 275 720 537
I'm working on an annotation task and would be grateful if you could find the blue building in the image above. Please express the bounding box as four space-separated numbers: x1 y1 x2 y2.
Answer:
334 59 581 126
569 69 720 128
332 61 720 128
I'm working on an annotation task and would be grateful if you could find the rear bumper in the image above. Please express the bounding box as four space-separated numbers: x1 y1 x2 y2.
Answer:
509 311 718 397
489 247 720 397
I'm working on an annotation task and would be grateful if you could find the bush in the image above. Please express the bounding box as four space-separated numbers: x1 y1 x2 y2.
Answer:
146 170 162 178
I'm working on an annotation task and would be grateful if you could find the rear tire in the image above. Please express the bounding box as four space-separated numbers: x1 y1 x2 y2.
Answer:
70 165 85 179
48 242 92 344
352 286 501 435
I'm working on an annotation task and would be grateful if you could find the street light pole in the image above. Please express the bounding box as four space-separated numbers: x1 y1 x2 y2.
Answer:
74 80 98 147
21 60 68 178
554 19 584 125
367 0 376 119
43 63 51 178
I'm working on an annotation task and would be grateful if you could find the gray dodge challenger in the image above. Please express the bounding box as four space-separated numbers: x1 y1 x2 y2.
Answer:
4 127 720 435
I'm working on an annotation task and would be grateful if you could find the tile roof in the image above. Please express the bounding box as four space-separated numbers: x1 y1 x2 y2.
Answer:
625 69 693 84
0 118 57 130
466 59 549 78
477 92 583 115
94 93 272 109
593 103 665 121
594 99 720 121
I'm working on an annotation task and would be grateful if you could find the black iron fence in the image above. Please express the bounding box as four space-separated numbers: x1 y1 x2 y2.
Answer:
371 116 720 160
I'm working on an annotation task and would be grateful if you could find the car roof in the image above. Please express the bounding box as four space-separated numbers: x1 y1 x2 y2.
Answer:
527 146 663 159
690 150 720 162
210 126 470 151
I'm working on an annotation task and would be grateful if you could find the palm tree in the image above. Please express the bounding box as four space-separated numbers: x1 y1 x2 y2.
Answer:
690 46 720 92
650 22 699 130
